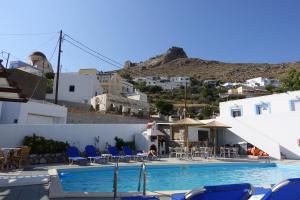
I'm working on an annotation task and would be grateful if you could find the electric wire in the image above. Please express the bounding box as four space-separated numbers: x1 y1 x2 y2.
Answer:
0 32 59 36
64 34 123 67
64 38 122 69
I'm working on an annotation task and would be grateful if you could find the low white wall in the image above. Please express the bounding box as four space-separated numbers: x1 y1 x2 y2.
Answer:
0 124 146 151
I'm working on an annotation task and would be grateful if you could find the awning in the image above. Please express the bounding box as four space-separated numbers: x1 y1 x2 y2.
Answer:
199 120 231 128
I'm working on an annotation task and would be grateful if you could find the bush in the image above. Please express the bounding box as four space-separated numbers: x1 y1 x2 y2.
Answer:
23 134 69 154
114 137 134 151
155 100 174 116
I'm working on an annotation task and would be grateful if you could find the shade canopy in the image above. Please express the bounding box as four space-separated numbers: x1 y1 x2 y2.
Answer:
171 117 205 126
0 64 28 102
199 120 231 129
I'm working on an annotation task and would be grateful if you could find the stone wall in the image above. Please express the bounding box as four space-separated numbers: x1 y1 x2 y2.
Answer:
67 112 149 124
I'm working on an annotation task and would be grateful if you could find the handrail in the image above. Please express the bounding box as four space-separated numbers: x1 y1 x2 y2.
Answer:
137 161 147 195
113 158 119 199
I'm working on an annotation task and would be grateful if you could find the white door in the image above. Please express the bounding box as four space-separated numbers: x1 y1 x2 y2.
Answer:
27 114 54 124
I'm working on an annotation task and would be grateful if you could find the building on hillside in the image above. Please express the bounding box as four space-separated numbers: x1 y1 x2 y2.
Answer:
47 70 103 104
99 71 134 95
47 69 148 115
0 100 67 124
217 90 300 159
90 93 149 117
133 76 190 90
245 77 280 88
127 90 148 102
227 86 270 98
222 82 242 89
203 80 219 87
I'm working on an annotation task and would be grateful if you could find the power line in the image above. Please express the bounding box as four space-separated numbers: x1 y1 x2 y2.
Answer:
0 31 59 36
64 38 123 69
19 32 59 59
49 37 60 62
64 34 123 67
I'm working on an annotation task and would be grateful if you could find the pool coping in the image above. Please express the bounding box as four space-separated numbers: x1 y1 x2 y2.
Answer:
49 161 278 198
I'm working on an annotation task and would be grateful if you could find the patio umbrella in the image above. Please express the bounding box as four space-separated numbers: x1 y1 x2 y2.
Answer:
200 120 231 157
171 118 205 147
0 63 28 102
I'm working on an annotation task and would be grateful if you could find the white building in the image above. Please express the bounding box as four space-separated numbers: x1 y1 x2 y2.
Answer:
47 71 103 104
90 93 149 116
127 90 148 102
246 77 280 88
0 100 67 124
133 76 190 90
217 90 300 159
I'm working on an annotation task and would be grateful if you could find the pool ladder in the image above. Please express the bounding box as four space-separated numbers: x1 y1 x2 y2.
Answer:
113 158 119 199
113 160 147 198
138 161 147 195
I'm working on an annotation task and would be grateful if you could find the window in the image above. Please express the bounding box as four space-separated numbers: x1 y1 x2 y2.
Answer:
231 106 242 118
69 85 75 92
255 102 270 115
290 99 300 111
95 92 97 96
198 130 209 141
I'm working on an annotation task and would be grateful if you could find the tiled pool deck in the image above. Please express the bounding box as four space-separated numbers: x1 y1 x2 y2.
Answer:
1 157 300 200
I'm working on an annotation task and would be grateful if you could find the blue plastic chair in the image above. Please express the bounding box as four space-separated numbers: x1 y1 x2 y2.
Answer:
108 146 125 160
171 183 253 200
66 146 86 164
121 196 159 200
85 145 107 163
261 178 300 200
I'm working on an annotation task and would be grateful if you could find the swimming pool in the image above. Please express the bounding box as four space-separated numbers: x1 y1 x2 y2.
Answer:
58 163 300 192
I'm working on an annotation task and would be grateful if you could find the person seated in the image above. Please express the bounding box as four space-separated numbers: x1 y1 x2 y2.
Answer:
148 149 157 157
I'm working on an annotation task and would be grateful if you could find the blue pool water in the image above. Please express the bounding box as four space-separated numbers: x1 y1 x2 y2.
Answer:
58 163 300 192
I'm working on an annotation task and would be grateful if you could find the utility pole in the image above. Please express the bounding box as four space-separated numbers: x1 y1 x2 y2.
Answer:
184 82 187 118
55 30 63 104
5 52 10 69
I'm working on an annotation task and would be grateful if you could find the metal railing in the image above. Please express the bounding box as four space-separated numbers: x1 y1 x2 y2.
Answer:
113 158 119 198
113 160 147 198
138 161 147 195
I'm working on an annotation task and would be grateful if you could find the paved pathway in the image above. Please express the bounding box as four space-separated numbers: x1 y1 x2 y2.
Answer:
0 184 49 200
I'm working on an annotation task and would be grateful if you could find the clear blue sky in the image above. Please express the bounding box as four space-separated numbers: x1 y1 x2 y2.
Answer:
1 0 300 72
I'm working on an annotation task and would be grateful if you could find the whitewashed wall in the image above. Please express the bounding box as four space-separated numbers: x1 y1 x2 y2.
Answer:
0 101 67 124
218 111 300 159
220 91 300 118
47 73 102 104
0 124 146 151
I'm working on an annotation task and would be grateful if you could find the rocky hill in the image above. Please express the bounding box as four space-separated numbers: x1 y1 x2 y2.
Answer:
121 47 300 82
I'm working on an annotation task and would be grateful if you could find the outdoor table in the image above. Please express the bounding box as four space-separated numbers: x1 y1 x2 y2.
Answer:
225 148 231 157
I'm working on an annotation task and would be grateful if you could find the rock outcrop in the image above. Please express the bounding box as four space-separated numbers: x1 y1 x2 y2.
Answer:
120 47 300 82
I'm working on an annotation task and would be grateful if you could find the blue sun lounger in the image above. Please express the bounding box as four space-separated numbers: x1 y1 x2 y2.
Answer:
260 178 300 200
66 146 87 165
171 183 253 200
85 145 107 163
121 196 159 200
108 146 126 161
122 146 143 161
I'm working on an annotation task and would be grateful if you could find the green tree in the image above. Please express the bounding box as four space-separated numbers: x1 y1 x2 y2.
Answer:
280 69 300 91
155 100 174 116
